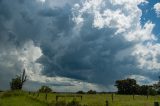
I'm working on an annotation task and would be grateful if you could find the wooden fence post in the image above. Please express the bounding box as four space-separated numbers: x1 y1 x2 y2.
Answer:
56 96 58 102
133 94 135 100
154 102 159 106
45 93 47 100
81 96 82 101
111 93 113 102
37 93 39 97
106 100 109 106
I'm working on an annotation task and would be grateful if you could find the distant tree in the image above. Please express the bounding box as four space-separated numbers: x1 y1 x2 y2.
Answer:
115 78 138 94
153 76 160 94
87 90 96 94
148 87 157 95
76 90 85 94
139 85 149 95
10 69 27 90
115 78 158 95
99 91 107 94
38 86 52 93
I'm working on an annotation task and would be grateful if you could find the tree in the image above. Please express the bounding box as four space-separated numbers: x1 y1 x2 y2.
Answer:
87 90 96 94
140 85 157 95
76 90 85 94
153 76 160 94
115 78 158 95
38 86 52 93
115 78 138 94
10 69 27 90
139 85 149 95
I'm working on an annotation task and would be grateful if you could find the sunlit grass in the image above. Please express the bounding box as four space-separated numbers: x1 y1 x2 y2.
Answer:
0 91 47 106
1 91 160 106
29 93 160 106
0 96 47 106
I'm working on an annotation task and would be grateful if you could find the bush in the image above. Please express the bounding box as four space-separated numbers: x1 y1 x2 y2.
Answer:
10 76 22 90
38 86 52 93
76 91 85 94
87 90 96 94
10 69 27 90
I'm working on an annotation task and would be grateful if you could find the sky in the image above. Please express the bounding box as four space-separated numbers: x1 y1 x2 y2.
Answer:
0 0 160 92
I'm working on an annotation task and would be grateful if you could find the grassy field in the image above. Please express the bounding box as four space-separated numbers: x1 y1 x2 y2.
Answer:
0 91 160 106
0 91 47 106
28 93 160 106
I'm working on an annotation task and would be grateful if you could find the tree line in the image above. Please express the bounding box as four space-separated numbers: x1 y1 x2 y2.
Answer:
115 78 160 95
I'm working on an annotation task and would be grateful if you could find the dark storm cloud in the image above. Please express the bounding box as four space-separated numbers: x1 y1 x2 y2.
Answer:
0 0 159 90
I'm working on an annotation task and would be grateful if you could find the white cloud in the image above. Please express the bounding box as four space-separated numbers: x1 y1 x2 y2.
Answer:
132 42 160 70
38 0 45 3
93 9 131 33
126 22 156 42
72 0 146 35
127 75 156 85
154 3 160 17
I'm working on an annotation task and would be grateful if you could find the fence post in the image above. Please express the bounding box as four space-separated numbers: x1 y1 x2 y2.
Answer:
106 100 109 106
154 102 159 106
45 93 47 100
56 96 58 102
133 94 134 100
37 93 39 97
111 93 113 102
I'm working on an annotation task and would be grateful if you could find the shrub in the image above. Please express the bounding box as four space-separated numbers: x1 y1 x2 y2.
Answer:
76 91 85 94
10 69 27 90
38 86 52 93
10 76 22 90
87 90 96 94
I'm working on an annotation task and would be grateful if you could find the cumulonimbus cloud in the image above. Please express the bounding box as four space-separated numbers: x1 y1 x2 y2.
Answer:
0 0 160 91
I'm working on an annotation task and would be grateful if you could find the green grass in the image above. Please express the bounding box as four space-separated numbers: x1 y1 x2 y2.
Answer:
0 92 3 97
0 91 47 106
29 93 160 106
0 96 47 106
1 91 160 106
